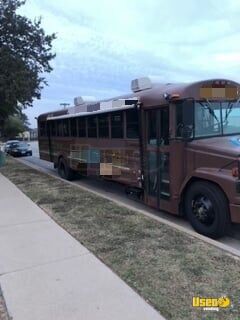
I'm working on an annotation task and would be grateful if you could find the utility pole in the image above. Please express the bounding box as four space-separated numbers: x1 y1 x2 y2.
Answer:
60 103 70 109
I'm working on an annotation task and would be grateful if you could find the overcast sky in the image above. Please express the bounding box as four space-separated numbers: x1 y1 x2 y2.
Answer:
19 0 240 127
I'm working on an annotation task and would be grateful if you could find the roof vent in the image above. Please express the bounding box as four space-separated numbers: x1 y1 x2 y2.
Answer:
131 77 152 92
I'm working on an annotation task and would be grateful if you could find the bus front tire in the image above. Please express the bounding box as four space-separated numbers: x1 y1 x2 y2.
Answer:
185 181 230 239
57 158 75 181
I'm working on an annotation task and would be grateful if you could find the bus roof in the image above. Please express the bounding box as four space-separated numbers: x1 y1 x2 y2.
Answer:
46 104 136 121
38 78 240 121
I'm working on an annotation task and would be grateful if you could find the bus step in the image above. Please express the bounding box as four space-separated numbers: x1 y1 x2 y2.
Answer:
125 187 143 201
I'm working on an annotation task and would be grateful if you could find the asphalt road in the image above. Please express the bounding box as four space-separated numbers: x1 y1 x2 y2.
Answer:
20 141 240 253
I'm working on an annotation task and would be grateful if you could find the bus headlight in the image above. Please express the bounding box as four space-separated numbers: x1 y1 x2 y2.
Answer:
232 157 240 178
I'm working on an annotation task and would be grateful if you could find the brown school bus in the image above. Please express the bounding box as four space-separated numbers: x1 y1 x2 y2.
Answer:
38 77 240 238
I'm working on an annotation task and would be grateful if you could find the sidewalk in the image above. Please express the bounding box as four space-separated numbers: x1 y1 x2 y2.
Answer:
0 173 165 320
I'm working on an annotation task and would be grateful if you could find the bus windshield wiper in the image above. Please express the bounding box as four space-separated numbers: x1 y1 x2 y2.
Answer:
224 97 240 124
224 102 233 124
199 100 220 124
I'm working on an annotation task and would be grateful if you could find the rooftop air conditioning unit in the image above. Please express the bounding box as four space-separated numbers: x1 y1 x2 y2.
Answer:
131 77 152 92
74 96 96 106
83 96 96 103
74 96 84 106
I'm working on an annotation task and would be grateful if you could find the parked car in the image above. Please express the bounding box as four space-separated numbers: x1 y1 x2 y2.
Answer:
7 141 32 157
4 140 20 153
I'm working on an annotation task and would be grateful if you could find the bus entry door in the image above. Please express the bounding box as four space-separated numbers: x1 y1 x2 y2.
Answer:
144 107 170 209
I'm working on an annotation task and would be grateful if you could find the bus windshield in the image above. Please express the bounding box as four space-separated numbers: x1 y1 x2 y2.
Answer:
194 100 240 138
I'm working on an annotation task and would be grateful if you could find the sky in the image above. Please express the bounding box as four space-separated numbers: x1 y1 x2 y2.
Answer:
19 0 240 127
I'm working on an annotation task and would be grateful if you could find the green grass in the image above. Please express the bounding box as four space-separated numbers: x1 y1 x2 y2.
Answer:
1 157 240 320
0 287 9 320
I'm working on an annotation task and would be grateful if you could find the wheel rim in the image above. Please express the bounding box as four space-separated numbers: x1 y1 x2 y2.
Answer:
192 194 215 226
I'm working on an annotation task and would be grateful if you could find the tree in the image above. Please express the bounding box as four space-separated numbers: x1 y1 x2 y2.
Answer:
19 111 30 130
3 115 25 138
0 0 56 122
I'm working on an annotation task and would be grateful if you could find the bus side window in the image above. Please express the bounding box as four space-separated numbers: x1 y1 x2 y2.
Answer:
56 120 63 136
63 119 69 137
88 116 97 138
51 121 56 136
111 112 123 138
70 118 77 137
126 109 139 139
39 121 46 137
98 114 109 138
78 117 86 137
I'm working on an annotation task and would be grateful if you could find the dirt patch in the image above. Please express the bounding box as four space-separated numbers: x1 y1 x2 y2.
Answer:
1 157 240 320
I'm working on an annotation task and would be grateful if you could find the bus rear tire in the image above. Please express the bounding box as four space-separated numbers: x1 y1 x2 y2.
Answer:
58 157 75 181
185 181 230 239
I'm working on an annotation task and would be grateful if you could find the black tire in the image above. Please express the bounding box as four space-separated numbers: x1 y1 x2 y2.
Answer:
57 157 75 181
185 181 230 239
